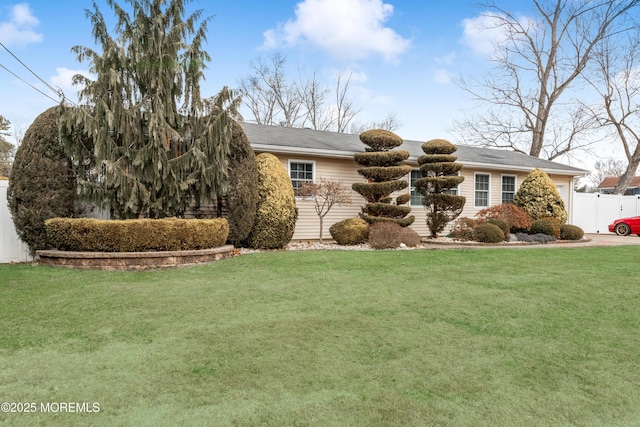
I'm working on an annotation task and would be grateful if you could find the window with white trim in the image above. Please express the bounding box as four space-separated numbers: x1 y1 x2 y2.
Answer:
501 175 516 204
289 161 314 195
409 170 422 206
475 173 490 207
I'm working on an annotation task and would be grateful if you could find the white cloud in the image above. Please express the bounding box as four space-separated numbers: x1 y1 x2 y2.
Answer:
459 12 536 58
0 3 43 47
262 0 411 63
50 67 92 101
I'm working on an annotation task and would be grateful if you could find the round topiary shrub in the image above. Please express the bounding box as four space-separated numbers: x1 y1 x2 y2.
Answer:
487 218 510 240
7 107 76 255
473 222 505 243
329 217 369 245
530 218 561 238
560 224 584 241
241 153 297 249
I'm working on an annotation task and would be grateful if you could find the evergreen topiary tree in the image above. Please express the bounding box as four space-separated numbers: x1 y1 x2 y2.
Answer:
352 129 414 227
7 107 76 255
514 168 567 224
242 153 297 249
62 0 236 219
415 139 465 238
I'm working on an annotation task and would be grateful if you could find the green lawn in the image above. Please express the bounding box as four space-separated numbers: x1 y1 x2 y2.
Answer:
1 246 639 426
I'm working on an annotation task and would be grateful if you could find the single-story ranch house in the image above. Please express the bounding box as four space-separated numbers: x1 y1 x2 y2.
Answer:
239 122 588 240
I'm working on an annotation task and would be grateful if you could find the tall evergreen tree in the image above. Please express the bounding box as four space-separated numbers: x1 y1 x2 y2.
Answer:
62 0 236 218
415 139 465 238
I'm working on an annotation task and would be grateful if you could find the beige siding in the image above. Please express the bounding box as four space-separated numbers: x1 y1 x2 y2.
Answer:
260 152 577 240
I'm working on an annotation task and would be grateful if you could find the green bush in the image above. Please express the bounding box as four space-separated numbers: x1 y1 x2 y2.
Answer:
352 181 409 203
560 224 584 240
242 153 297 249
7 107 77 255
45 218 229 252
369 224 428 249
473 222 505 243
329 217 369 245
530 218 561 238
395 193 411 205
357 165 413 182
514 168 568 224
487 218 510 239
420 139 458 155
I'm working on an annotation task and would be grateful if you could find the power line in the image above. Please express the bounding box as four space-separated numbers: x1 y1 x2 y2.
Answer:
0 61 60 104
0 41 64 100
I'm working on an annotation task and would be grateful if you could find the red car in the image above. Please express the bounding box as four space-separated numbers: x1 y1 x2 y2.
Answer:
608 216 640 236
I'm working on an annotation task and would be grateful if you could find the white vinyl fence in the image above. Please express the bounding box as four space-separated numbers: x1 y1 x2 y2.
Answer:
0 180 32 263
572 192 640 234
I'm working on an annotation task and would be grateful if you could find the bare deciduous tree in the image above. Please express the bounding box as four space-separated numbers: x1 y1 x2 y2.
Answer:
239 54 397 133
349 112 402 134
297 178 352 243
455 0 640 160
587 159 627 190
585 33 640 194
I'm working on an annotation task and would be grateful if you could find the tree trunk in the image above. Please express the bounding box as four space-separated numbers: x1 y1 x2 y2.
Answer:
613 159 640 194
319 216 324 243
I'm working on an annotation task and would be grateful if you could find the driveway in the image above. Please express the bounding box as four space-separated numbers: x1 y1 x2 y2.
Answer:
573 233 640 247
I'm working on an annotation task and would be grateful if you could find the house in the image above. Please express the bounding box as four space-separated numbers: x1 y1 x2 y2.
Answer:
597 176 640 195
239 122 588 240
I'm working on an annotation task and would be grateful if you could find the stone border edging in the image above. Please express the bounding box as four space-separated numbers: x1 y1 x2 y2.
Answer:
36 245 235 270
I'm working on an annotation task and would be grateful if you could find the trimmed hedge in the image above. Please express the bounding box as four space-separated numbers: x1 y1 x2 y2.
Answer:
421 139 458 155
354 150 409 167
560 224 584 240
330 217 369 245
359 129 404 151
530 217 561 238
362 203 412 219
473 222 505 243
357 165 413 182
352 180 409 203
242 153 297 249
45 218 229 252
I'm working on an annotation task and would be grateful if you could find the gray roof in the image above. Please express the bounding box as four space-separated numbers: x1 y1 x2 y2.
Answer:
239 122 588 176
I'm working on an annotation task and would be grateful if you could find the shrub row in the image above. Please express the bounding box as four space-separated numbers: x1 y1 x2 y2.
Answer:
45 217 229 252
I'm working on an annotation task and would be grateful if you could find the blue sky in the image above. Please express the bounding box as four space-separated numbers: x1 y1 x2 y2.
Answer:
0 0 606 170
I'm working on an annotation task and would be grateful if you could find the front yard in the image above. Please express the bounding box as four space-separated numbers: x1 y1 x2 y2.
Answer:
1 246 639 426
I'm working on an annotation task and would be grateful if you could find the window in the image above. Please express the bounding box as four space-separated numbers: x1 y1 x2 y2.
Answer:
410 169 459 205
475 173 490 207
289 161 314 195
409 170 422 205
501 175 516 204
